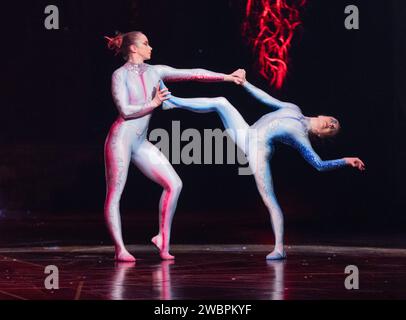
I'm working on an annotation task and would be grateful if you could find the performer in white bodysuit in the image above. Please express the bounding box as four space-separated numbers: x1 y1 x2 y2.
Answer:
161 77 365 260
104 31 245 261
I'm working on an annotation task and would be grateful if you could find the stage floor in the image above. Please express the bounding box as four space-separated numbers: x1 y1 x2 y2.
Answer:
1 244 406 300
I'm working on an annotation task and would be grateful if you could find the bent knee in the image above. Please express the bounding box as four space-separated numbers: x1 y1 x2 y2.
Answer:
214 96 230 106
168 178 183 193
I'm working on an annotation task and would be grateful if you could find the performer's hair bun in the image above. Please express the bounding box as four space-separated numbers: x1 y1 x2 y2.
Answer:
104 33 124 56
104 31 144 60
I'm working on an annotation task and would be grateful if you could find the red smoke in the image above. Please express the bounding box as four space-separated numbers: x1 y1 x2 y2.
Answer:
243 0 307 89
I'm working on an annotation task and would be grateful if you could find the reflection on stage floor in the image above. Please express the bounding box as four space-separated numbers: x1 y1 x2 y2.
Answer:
1 244 406 300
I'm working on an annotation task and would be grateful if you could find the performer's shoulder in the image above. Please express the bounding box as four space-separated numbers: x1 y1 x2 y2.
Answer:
149 63 168 67
111 65 127 80
144 63 159 70
285 102 303 114
147 64 172 77
149 64 173 71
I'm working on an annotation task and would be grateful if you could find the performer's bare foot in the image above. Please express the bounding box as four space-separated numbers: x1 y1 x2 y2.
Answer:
152 234 175 260
115 248 136 262
160 251 175 260
266 249 287 261
151 234 163 250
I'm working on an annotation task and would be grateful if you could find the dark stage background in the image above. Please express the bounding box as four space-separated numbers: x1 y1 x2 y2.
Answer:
0 0 404 245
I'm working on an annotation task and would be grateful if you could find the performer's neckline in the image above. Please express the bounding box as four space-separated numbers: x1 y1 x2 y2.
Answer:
279 115 311 133
125 62 148 74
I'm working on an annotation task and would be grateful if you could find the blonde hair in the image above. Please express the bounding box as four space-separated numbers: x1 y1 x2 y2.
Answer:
105 31 144 60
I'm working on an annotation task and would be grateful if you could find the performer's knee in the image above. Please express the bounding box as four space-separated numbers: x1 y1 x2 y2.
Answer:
169 177 183 194
212 96 225 105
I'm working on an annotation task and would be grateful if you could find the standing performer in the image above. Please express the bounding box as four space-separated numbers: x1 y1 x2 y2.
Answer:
104 31 245 261
161 80 365 260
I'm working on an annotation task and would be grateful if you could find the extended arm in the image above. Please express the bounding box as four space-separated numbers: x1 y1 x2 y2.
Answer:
155 65 245 84
243 81 298 111
112 70 159 119
292 135 347 172
155 64 225 82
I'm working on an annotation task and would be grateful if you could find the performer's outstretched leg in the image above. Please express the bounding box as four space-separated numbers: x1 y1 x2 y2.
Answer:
161 81 284 259
104 128 135 262
248 143 286 260
132 140 182 260
161 83 250 154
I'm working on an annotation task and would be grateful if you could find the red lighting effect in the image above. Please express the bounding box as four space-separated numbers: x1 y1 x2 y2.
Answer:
243 0 307 89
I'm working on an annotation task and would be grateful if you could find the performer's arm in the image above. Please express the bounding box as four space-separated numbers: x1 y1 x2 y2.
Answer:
243 81 299 111
291 135 348 172
155 65 242 83
112 70 160 119
292 135 365 171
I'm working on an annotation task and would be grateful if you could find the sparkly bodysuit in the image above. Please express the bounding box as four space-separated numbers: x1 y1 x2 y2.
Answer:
104 62 225 260
162 81 348 259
